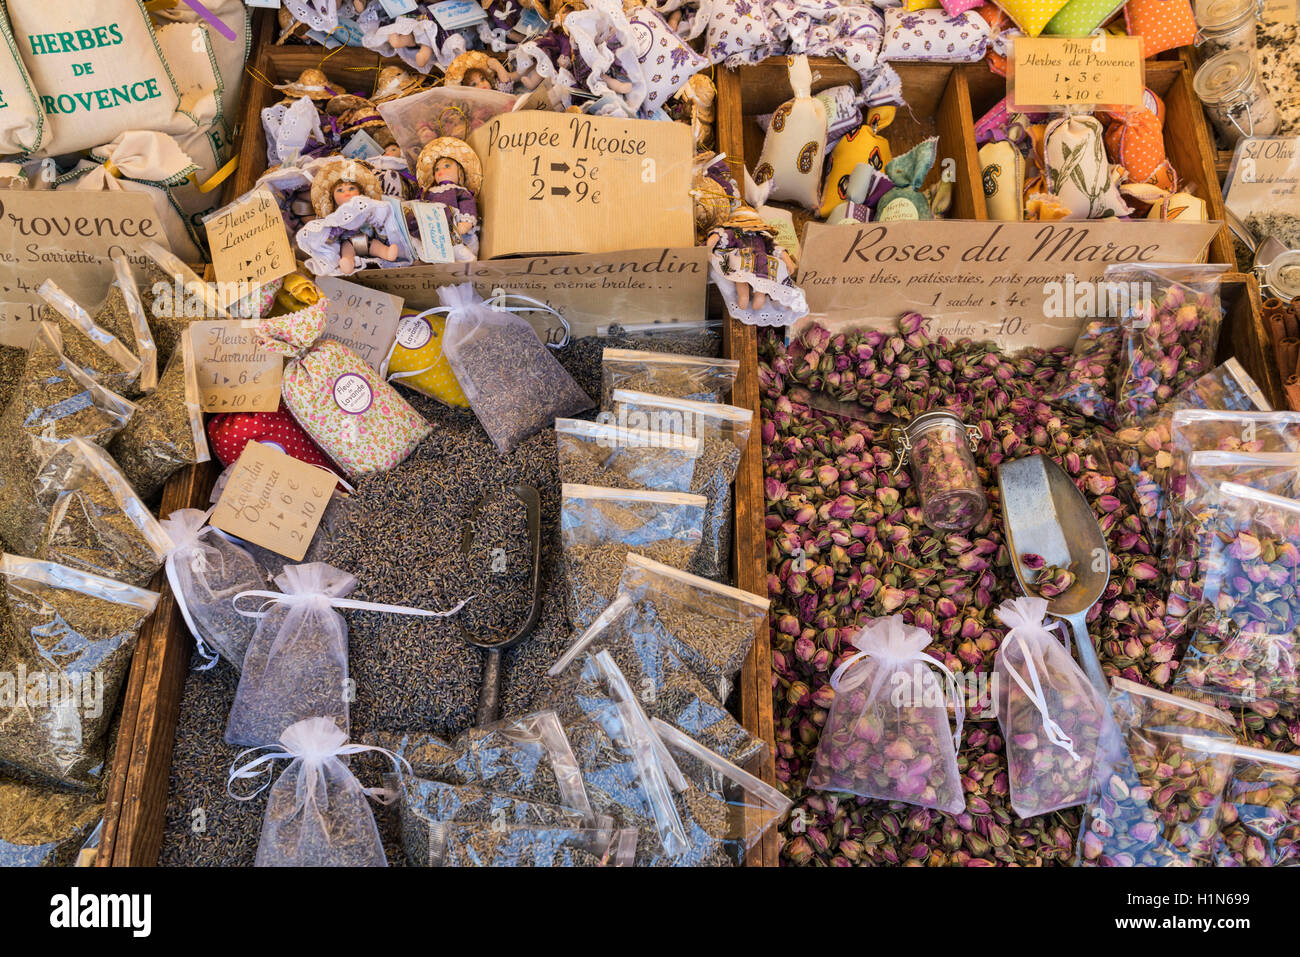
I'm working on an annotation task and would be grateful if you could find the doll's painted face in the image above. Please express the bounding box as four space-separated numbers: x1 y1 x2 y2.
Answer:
433 157 465 186
384 143 404 157
334 180 362 206
462 67 492 90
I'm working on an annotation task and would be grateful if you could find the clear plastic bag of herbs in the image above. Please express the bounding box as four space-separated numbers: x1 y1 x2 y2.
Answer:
1045 318 1122 425
35 280 143 398
225 563 356 748
599 348 739 410
609 390 753 582
537 592 765 764
559 651 692 860
1162 452 1300 646
1108 263 1229 429
388 776 607 867
438 283 593 455
559 484 705 631
138 239 236 367
438 821 637 867
157 508 264 671
110 251 158 395
0 776 103 867
1212 743 1300 868
649 718 791 867
229 717 407 867
1097 367 1279 551
0 324 136 556
555 418 700 493
616 552 768 702
1077 678 1238 867
1172 484 1300 706
370 711 594 818
0 554 159 789
108 325 210 501
33 437 172 589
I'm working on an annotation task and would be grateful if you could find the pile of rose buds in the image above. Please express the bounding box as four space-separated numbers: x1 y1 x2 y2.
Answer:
760 315 1300 867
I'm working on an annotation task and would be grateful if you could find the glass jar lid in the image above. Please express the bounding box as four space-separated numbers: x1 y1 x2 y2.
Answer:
1194 0 1257 31
903 410 968 440
1264 250 1300 301
1194 49 1259 105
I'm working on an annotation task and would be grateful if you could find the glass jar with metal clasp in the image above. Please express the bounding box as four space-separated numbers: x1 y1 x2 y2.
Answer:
1194 49 1279 145
893 411 987 534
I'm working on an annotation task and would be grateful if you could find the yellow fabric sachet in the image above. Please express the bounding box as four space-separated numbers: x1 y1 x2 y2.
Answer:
819 106 895 219
385 307 470 408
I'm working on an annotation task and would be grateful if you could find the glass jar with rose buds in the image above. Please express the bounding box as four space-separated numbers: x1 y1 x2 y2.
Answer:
894 410 987 534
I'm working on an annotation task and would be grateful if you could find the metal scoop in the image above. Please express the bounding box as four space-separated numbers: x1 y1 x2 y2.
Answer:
997 454 1110 695
458 484 544 726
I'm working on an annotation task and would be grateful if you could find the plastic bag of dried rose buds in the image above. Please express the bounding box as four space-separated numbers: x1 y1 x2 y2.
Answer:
993 597 1108 819
1108 263 1229 428
1045 318 1122 424
1211 743 1300 867
1077 679 1237 867
1172 484 1300 705
806 615 966 814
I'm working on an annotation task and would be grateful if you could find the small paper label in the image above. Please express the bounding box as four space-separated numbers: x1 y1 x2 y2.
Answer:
1262 0 1298 21
246 0 281 8
380 0 418 15
410 201 455 263
313 275 405 374
303 27 342 47
429 0 488 29
342 130 384 160
396 314 433 349
333 372 374 413
211 441 337 562
205 188 296 290
191 319 284 413
512 6 548 37
1009 35 1145 111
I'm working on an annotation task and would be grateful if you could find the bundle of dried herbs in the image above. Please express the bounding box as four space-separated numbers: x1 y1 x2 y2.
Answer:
439 284 592 455
34 437 172 589
158 509 264 671
36 280 141 397
391 776 599 867
559 484 705 631
108 327 209 501
599 349 739 409
225 563 356 748
555 419 699 493
536 594 764 764
110 251 158 395
609 391 753 582
0 777 103 866
230 717 391 867
0 554 159 788
617 553 768 701
0 325 135 556
439 822 635 867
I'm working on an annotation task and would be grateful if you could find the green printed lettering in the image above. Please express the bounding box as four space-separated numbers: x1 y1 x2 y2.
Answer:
75 29 95 49
57 32 77 52
27 34 49 56
94 89 112 109
108 23 124 44
56 94 75 113
94 26 111 46
144 78 161 99
112 85 132 106
40 94 56 113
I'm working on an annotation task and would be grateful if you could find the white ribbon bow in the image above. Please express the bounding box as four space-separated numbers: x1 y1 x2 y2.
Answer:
829 614 964 750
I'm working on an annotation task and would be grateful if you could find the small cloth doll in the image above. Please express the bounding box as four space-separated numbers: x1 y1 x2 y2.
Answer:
479 0 549 49
414 136 483 260
444 50 514 91
298 160 406 274
509 7 578 91
371 64 426 103
691 151 742 242
416 102 474 146
359 0 467 73
706 205 807 324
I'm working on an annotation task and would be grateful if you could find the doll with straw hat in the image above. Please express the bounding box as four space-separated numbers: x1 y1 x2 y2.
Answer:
310 159 401 273
372 64 425 103
414 137 482 260
274 68 341 103
443 50 513 91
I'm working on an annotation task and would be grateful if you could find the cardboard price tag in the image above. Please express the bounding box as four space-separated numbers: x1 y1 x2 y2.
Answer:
313 275 405 374
211 441 337 561
0 191 163 349
1262 0 1298 21
470 112 694 259
204 188 296 289
1224 136 1300 219
1009 36 1145 111
191 319 283 412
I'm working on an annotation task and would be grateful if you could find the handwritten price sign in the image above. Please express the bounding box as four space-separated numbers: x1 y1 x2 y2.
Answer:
191 319 283 413
313 275 405 374
211 441 338 561
204 188 296 289
1009 35 1145 111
